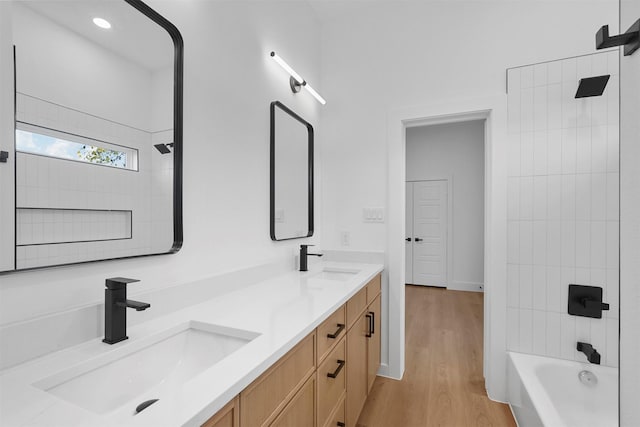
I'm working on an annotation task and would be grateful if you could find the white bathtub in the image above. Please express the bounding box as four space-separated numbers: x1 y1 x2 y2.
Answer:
508 351 618 427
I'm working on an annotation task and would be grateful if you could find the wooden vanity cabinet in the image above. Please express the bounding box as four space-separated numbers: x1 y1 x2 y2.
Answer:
367 294 381 392
239 333 316 427
317 305 346 364
201 273 382 427
316 304 347 427
324 397 346 427
346 274 382 427
346 287 367 329
345 313 368 427
317 338 346 427
202 396 239 427
270 376 316 427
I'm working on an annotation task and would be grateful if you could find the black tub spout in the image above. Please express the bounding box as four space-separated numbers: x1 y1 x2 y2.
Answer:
577 342 601 365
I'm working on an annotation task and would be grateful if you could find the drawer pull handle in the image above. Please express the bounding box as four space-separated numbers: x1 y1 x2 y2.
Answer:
370 311 375 334
365 313 373 337
327 359 345 378
337 423 346 427
327 323 345 339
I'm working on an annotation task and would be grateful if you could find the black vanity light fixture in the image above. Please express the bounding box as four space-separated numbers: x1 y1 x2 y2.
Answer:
270 51 326 105
154 142 174 154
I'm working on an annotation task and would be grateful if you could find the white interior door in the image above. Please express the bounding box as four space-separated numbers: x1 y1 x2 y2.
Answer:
411 180 447 287
405 182 413 283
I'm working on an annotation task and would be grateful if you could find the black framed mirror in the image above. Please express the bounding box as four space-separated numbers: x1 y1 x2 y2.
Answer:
270 101 314 241
0 0 183 272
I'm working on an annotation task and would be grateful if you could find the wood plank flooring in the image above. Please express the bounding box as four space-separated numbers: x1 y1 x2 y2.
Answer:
356 285 515 427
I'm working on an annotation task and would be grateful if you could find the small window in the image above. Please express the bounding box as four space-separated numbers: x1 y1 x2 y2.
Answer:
15 123 138 171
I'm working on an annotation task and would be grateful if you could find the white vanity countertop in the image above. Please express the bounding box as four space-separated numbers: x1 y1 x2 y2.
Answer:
0 261 383 427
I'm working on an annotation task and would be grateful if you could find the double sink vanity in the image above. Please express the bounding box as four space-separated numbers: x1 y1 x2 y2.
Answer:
0 262 383 427
0 1 381 426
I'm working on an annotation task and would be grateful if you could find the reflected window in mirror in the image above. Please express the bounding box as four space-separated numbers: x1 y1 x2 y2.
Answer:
0 0 183 272
16 123 138 170
270 101 314 241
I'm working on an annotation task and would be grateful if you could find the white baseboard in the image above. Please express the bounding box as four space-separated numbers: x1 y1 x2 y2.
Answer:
376 362 404 380
449 280 484 292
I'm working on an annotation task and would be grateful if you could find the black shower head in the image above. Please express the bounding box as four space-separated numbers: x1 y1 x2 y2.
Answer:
154 143 174 154
575 75 610 98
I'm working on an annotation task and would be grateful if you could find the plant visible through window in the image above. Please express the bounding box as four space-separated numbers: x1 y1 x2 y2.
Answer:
76 145 125 166
15 126 136 170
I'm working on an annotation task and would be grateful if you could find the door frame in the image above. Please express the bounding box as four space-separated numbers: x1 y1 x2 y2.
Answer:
384 94 507 402
618 2 640 424
406 177 453 289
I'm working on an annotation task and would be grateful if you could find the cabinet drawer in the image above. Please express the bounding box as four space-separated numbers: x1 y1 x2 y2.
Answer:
201 396 239 427
317 338 346 427
270 375 315 427
317 304 346 363
346 287 367 329
323 396 345 427
366 274 381 304
241 333 316 427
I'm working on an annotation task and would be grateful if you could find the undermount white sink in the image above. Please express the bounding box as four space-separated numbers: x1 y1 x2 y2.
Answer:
33 321 260 415
312 267 360 282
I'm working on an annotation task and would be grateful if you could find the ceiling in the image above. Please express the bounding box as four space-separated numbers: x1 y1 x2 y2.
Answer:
21 0 174 72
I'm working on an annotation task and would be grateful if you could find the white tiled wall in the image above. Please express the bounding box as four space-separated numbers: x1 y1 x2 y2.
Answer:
506 51 619 367
16 208 131 245
150 130 174 253
14 94 170 268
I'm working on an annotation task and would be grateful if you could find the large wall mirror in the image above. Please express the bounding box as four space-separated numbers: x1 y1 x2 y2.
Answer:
0 0 183 272
270 101 314 241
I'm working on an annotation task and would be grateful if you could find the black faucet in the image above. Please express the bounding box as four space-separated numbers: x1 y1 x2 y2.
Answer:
299 244 323 271
103 277 150 344
577 342 601 364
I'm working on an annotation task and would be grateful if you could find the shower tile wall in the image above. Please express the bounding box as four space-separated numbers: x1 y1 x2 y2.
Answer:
150 130 174 253
15 95 154 268
506 51 619 367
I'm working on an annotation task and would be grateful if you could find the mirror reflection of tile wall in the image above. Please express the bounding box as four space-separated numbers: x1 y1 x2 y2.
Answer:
0 0 178 271
15 95 172 269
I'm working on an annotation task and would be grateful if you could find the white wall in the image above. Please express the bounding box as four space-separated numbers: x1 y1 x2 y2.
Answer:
319 0 617 400
150 66 174 133
406 120 485 291
506 52 619 367
0 1 322 330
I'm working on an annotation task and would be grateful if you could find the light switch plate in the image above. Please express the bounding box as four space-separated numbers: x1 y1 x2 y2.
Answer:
363 207 385 223
340 231 350 246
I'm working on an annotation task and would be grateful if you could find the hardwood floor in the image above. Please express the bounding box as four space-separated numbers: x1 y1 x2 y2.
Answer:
356 285 515 427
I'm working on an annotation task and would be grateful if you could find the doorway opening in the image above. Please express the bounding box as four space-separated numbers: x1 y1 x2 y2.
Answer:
404 120 485 292
385 103 504 398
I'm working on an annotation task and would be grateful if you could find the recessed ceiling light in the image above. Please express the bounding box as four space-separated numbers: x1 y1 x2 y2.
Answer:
93 17 111 29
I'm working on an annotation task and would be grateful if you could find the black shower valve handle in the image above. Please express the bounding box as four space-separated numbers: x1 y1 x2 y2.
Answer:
581 298 610 312
568 284 609 319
